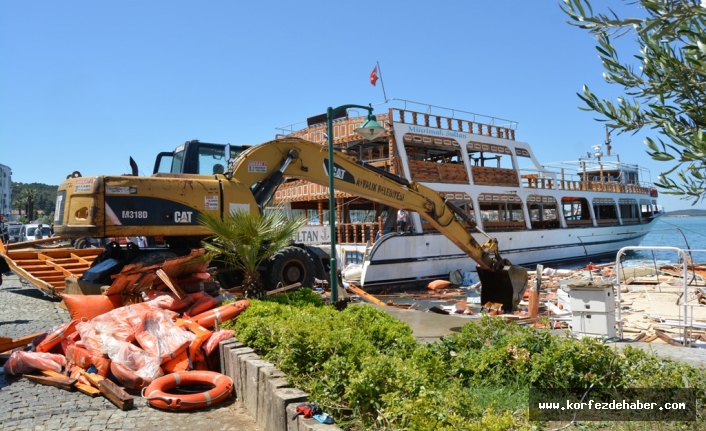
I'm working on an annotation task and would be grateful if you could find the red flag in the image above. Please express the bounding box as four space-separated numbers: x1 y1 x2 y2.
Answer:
369 66 378 86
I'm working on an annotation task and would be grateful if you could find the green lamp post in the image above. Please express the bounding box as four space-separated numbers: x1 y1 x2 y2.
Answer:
326 104 386 303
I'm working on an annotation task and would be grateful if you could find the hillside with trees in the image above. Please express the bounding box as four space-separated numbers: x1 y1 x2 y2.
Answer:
11 182 59 223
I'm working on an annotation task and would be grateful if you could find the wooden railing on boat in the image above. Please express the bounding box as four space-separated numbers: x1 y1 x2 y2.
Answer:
521 174 650 195
336 219 384 244
390 108 516 141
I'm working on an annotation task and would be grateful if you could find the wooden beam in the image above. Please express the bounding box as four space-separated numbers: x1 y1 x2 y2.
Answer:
0 331 45 353
345 284 386 306
654 330 682 346
99 378 134 410
41 370 100 397
266 282 301 296
24 374 76 391
155 269 187 299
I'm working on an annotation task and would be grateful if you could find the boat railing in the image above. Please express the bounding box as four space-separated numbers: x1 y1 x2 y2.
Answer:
336 218 384 245
519 168 651 195
389 106 516 141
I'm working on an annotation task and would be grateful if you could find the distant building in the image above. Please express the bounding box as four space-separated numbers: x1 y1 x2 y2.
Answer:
0 163 11 221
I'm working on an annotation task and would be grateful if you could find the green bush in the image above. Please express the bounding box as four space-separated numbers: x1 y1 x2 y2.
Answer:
221 295 706 430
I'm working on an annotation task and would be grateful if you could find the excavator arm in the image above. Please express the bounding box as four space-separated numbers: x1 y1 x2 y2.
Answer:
230 138 528 310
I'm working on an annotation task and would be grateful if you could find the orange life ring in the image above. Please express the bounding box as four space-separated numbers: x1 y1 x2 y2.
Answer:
190 300 250 329
142 371 233 411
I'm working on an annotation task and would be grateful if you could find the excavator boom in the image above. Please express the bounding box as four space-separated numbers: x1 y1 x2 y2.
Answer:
231 138 528 310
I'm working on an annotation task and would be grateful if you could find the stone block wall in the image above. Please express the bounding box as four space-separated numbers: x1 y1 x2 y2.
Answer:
219 339 342 431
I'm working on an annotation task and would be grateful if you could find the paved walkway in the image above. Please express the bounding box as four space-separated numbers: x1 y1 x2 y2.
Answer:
0 273 260 431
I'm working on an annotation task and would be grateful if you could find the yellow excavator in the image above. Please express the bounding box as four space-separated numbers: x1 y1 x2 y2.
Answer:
55 138 528 311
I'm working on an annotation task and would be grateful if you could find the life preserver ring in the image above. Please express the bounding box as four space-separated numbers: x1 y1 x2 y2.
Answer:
190 300 250 329
142 371 233 411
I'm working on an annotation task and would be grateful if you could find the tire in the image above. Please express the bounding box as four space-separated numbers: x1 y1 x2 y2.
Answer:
264 246 316 291
74 238 88 249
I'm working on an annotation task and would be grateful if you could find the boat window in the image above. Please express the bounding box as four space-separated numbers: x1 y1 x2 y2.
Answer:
467 142 514 168
527 195 559 229
619 198 640 224
561 197 593 226
640 199 653 219
478 193 525 231
467 142 519 187
593 198 619 225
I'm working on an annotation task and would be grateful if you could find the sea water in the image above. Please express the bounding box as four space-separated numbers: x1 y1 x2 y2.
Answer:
633 217 706 264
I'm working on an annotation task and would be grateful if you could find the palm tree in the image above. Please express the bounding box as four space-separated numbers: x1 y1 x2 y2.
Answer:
199 208 305 299
23 189 37 220
13 198 26 220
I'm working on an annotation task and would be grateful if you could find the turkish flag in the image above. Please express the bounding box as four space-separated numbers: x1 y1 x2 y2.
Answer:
370 66 378 86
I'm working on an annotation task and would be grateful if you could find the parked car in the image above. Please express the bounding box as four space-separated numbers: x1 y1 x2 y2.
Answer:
20 223 52 242
7 223 23 243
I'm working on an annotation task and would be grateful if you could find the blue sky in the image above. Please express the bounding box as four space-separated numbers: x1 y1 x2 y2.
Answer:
0 0 700 211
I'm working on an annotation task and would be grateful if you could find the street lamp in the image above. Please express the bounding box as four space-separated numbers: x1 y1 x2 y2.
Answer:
327 104 386 304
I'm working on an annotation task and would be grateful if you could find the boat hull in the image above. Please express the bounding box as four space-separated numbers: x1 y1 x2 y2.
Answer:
353 218 657 293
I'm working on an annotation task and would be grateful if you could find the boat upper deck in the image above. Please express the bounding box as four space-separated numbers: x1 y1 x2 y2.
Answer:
279 100 654 199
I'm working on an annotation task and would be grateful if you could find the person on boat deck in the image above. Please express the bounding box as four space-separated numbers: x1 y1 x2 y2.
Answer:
397 209 409 233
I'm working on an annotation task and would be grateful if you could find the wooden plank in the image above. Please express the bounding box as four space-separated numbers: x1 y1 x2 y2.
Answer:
75 368 104 388
6 236 66 249
99 378 134 410
642 334 659 343
345 284 387 306
654 330 682 346
155 269 187 299
0 331 45 353
266 282 302 296
41 370 100 397
24 374 77 391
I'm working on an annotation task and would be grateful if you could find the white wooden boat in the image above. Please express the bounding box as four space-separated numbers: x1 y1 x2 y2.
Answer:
275 99 661 292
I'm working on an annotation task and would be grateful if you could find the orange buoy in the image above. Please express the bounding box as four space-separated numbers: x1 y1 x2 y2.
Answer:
142 371 233 411
190 300 250 329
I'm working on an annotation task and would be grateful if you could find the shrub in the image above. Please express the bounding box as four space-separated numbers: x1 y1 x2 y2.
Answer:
222 296 705 430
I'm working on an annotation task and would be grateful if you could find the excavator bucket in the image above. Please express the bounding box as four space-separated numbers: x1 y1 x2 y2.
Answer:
478 264 528 312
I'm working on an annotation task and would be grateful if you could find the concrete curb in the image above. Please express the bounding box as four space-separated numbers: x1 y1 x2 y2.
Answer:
219 338 342 431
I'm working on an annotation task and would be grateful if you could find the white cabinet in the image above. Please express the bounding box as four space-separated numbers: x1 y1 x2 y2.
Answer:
568 282 616 338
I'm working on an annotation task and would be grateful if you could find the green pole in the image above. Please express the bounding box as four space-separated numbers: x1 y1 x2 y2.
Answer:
326 104 375 304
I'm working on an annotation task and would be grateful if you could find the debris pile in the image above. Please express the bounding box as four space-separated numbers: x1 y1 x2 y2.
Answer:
359 261 706 347
0 248 250 411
